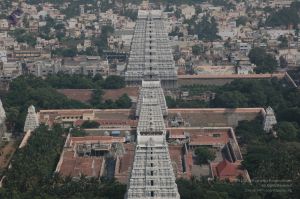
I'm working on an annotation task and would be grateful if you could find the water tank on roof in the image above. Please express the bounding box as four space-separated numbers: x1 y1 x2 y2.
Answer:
111 130 120 136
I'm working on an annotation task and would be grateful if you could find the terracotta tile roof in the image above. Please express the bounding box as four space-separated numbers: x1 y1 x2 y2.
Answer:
169 145 183 176
216 159 237 176
59 151 104 178
211 160 246 182
169 129 186 139
189 130 230 146
115 144 135 184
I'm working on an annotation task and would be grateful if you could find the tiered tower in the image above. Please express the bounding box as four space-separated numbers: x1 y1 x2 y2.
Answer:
0 99 7 143
136 80 168 117
125 10 177 88
126 80 180 199
263 106 277 132
24 105 39 132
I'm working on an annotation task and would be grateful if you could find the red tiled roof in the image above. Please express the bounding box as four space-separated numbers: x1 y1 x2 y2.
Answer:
216 160 237 177
59 151 103 178
189 131 230 146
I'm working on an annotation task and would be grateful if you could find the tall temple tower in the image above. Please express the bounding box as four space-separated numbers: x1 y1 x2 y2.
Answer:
0 99 8 143
263 106 277 132
125 10 177 88
136 80 168 117
126 80 180 199
24 105 39 132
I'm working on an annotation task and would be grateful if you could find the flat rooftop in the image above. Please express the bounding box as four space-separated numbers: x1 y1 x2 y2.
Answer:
39 108 264 128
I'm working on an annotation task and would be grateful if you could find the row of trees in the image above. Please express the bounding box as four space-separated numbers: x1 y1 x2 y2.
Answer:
265 2 300 28
10 28 37 47
169 78 300 111
2 74 128 133
187 15 221 41
248 47 278 73
46 73 125 89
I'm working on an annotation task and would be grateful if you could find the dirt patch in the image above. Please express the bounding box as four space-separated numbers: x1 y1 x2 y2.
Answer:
0 141 17 170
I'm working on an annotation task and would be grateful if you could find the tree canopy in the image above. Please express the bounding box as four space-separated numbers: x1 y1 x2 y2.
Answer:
194 146 216 164
248 47 278 73
0 124 126 198
265 3 300 28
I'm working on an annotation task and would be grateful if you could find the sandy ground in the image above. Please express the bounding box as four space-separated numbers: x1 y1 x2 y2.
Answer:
0 141 17 170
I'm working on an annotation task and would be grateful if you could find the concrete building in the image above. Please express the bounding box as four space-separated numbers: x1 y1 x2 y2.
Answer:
27 57 109 77
0 61 23 81
126 80 180 199
125 10 177 88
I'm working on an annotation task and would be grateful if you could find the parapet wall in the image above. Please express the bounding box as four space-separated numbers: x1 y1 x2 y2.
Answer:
178 73 286 86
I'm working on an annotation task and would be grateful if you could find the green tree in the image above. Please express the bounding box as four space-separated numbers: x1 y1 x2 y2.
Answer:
278 35 288 48
115 94 132 108
236 16 248 27
275 121 299 141
103 75 125 89
194 146 216 165
81 120 100 129
70 128 87 137
195 15 220 41
248 47 278 73
265 6 300 28
192 45 203 55
213 91 248 108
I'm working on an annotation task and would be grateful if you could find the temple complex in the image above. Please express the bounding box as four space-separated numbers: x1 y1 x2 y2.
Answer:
124 10 177 88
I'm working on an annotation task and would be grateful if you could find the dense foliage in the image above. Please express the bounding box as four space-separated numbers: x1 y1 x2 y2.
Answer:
2 74 128 133
195 15 220 41
265 2 300 28
94 25 115 56
248 47 278 73
168 78 300 112
81 120 100 129
0 125 126 199
194 146 216 164
177 178 260 199
10 28 37 47
2 75 88 133
235 118 300 199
